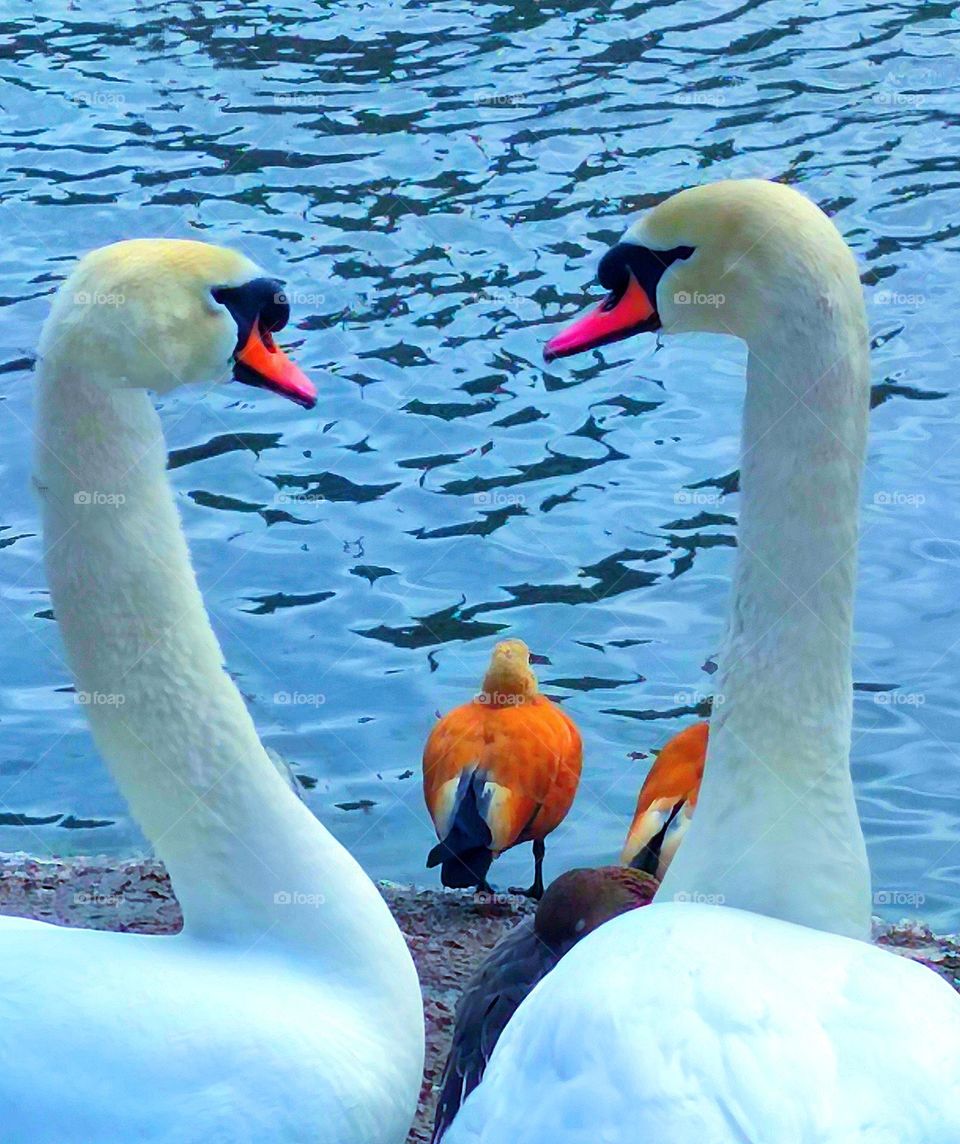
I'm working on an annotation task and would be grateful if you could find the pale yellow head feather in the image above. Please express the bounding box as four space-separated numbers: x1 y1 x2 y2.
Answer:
624 179 862 342
39 238 262 393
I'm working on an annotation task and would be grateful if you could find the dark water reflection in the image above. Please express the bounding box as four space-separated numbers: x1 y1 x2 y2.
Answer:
1 0 959 927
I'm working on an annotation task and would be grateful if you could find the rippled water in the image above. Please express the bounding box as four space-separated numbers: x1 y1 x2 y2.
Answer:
1 0 959 927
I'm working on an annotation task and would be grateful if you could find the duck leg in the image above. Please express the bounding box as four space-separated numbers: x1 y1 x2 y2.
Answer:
509 838 546 900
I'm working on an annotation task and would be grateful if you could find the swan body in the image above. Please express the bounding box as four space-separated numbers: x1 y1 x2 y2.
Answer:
444 181 960 1139
446 904 960 1143
4 240 423 1142
1 918 415 1144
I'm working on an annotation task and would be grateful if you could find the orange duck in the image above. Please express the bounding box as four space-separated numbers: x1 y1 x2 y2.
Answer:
422 639 582 899
621 720 708 878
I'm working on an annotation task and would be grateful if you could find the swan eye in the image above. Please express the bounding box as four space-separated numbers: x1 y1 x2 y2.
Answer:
260 288 290 334
212 278 290 351
598 244 695 308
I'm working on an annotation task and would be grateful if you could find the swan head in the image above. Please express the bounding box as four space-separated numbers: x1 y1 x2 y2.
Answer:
544 179 860 357
480 638 539 703
39 239 317 408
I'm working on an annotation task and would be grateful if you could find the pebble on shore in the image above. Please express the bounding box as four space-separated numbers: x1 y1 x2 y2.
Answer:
0 852 956 1142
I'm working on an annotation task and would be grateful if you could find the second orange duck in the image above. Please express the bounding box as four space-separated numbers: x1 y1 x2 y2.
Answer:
621 720 708 878
423 640 582 899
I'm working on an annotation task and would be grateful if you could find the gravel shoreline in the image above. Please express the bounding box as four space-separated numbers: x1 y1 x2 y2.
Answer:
0 852 956 1141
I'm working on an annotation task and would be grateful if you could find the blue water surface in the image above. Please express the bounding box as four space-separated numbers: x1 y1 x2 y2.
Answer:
0 0 959 928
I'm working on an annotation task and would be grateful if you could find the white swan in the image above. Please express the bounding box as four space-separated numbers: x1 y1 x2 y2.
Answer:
1 239 424 1143
444 181 960 1141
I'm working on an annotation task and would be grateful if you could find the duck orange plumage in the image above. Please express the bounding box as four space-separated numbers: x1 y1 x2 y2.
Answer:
621 720 708 879
423 639 582 899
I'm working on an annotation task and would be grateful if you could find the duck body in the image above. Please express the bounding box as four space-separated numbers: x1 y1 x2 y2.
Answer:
445 902 960 1144
621 720 707 877
0 918 415 1144
424 641 582 897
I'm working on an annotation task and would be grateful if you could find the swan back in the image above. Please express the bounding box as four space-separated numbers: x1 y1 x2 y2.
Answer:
447 904 960 1143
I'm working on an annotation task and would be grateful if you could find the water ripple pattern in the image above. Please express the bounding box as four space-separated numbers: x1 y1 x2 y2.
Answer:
0 0 958 927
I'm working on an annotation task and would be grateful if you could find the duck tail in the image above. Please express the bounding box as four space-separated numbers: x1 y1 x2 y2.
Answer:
426 777 494 890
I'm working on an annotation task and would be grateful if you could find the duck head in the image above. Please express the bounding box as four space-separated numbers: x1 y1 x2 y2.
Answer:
480 639 539 704
544 178 860 357
535 866 658 952
39 238 316 408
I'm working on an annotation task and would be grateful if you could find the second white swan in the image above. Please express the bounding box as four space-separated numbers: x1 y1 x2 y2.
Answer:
444 181 960 1142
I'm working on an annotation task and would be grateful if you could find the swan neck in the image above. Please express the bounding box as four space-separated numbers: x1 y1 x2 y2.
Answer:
659 303 873 939
33 368 411 991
